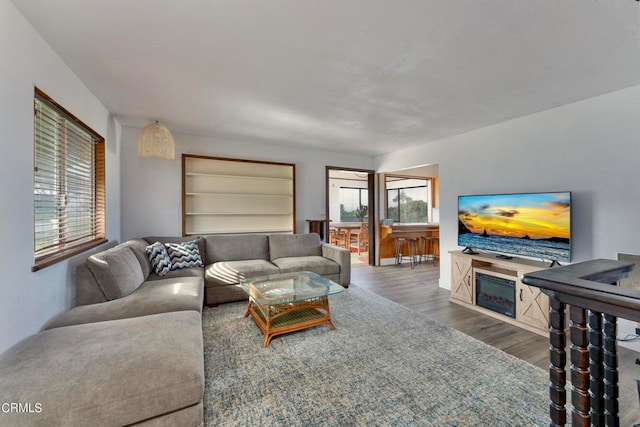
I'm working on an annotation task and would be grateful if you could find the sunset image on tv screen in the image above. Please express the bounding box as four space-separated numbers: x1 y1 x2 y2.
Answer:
458 192 571 261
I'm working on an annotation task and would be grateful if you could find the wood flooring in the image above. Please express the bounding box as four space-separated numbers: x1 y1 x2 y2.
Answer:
351 261 640 426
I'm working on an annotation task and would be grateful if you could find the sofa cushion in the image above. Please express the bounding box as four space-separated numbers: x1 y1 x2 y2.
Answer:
75 264 108 306
146 266 204 282
268 233 322 260
0 311 204 427
272 256 340 276
166 240 204 270
205 259 279 287
205 234 270 263
121 238 153 279
205 285 249 306
146 241 172 276
86 246 145 300
43 276 205 329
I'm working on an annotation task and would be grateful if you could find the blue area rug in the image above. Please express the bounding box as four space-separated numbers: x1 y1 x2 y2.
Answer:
202 285 548 426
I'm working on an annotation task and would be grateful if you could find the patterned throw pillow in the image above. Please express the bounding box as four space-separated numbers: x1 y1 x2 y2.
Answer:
165 240 204 271
145 241 172 276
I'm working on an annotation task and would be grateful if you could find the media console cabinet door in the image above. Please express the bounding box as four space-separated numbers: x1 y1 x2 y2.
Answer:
515 279 550 331
451 254 473 304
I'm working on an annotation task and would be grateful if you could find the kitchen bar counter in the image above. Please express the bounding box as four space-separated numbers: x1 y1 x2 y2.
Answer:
379 223 439 261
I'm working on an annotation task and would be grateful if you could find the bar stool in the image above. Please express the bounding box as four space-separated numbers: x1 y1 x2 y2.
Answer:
407 237 419 269
395 237 419 269
419 236 433 264
394 237 405 265
419 236 440 266
431 237 440 266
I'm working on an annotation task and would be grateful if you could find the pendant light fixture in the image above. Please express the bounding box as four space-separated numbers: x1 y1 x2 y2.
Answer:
137 121 175 160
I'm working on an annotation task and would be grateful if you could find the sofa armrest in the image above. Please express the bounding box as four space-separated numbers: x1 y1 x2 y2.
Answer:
322 243 350 287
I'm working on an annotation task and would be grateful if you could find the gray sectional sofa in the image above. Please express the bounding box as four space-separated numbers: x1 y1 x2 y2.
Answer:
203 233 350 305
0 232 350 426
72 232 350 307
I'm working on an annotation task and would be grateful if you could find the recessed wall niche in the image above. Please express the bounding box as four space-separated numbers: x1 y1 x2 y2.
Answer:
182 154 296 236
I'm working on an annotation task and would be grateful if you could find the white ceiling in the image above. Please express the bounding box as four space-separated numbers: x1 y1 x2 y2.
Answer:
11 0 640 156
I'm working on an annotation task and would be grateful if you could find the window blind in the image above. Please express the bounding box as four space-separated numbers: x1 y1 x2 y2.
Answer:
34 91 105 265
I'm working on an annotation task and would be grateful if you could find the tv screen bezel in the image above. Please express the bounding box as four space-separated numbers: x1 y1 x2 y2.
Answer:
457 191 572 263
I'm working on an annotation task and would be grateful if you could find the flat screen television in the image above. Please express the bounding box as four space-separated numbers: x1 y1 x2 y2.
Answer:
458 191 571 263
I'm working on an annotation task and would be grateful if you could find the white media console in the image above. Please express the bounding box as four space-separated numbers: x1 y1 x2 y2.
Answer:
450 250 551 335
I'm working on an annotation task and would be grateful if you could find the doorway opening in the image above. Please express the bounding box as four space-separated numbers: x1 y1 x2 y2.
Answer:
326 167 375 266
377 164 439 265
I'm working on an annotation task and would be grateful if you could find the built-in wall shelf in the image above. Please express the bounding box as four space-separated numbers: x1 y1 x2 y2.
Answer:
185 228 295 235
185 172 291 181
182 154 296 236
185 212 293 216
185 192 293 198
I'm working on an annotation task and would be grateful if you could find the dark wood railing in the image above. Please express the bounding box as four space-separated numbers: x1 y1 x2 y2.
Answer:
522 259 638 427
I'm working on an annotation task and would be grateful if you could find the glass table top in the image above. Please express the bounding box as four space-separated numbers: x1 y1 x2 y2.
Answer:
239 271 344 306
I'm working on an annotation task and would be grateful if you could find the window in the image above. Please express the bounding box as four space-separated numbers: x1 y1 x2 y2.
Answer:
339 187 368 222
386 178 430 223
33 88 106 271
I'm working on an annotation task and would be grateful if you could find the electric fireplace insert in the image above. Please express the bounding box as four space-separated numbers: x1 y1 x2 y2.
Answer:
475 271 516 318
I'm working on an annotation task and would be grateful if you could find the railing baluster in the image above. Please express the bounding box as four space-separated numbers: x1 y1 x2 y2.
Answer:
588 310 604 426
603 313 619 427
520 259 636 427
549 295 567 427
570 306 590 427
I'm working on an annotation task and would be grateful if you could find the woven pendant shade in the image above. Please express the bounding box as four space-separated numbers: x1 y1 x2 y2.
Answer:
137 121 175 160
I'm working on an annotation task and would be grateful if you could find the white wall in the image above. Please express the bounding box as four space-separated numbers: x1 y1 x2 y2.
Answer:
375 84 640 339
120 127 375 240
0 0 121 354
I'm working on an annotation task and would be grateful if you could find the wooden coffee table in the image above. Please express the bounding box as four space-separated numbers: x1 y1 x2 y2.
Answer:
240 271 345 347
